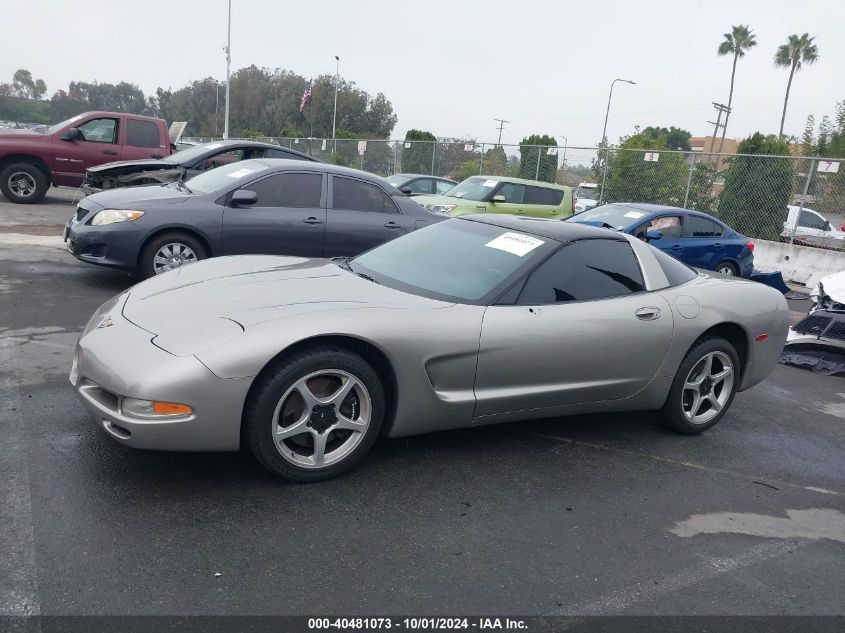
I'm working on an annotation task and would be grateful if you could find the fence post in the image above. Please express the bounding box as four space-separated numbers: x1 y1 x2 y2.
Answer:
791 158 816 244
479 143 484 174
535 146 542 180
599 147 610 204
430 141 436 176
683 152 698 208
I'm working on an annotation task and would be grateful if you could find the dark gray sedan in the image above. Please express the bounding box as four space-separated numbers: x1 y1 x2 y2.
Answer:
65 160 443 278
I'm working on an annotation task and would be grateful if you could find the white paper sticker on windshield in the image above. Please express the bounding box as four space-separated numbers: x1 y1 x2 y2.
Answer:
205 143 222 150
485 232 545 257
482 180 499 188
226 167 259 178
624 211 645 219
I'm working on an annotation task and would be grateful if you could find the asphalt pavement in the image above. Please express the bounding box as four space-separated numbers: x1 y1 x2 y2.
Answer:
0 188 843 617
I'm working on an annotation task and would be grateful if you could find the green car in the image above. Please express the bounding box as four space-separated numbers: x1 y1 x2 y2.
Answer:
414 176 575 219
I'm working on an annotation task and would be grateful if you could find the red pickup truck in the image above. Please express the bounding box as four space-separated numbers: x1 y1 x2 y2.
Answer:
0 111 179 204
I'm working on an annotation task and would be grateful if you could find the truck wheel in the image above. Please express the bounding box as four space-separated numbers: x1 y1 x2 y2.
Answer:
0 162 49 204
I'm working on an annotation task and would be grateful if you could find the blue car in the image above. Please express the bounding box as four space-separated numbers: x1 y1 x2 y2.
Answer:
566 203 754 277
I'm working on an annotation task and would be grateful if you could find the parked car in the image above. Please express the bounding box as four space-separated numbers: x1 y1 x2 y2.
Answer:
385 173 456 195
566 203 754 277
82 139 318 195
781 204 845 249
65 159 442 278
573 182 600 212
71 214 789 481
0 111 180 203
414 175 575 219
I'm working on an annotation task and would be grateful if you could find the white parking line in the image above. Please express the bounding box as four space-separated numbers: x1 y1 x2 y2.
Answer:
0 337 42 615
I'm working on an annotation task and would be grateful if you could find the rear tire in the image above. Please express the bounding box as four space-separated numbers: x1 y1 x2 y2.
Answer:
244 347 385 482
139 231 207 278
0 162 49 204
715 260 738 276
659 336 740 434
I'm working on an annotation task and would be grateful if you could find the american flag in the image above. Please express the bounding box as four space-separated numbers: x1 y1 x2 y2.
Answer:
299 81 312 113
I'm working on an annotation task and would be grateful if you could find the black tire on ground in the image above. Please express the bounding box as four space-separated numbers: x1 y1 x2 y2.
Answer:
0 162 49 204
244 346 386 482
714 260 739 276
138 231 208 279
658 336 741 435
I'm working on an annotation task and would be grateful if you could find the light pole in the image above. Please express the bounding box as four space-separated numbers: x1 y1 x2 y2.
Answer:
599 78 635 202
558 133 568 169
332 55 340 153
222 0 232 139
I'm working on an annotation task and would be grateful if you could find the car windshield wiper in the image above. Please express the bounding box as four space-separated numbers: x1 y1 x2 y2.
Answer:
335 257 379 284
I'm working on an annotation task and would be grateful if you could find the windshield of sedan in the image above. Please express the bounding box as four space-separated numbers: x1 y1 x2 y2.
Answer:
576 186 599 200
184 159 269 193
385 175 411 187
350 219 555 303
442 176 500 201
568 203 648 230
163 142 232 165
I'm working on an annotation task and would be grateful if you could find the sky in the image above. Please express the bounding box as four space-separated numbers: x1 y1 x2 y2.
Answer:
2 0 842 158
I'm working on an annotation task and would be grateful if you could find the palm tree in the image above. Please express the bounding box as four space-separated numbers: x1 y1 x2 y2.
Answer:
775 33 819 139
716 25 757 154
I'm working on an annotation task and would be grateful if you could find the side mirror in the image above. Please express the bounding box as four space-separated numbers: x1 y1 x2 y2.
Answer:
230 190 258 206
645 230 664 241
491 194 506 203
400 187 412 195
61 127 81 141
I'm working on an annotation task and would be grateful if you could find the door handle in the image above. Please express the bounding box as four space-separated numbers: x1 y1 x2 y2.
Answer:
671 245 682 250
713 242 724 248
303 217 324 225
383 221 402 229
635 307 661 321
102 149 118 155
150 152 162 159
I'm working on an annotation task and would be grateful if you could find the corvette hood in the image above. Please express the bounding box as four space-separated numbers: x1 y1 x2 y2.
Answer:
121 255 449 356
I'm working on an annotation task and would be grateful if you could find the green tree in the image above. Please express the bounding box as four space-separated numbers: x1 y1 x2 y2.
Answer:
11 69 47 100
716 25 757 153
481 145 509 176
452 159 481 182
717 133 793 240
601 132 689 205
518 134 558 182
775 33 819 139
817 115 832 156
801 114 816 156
402 129 437 173
642 126 692 151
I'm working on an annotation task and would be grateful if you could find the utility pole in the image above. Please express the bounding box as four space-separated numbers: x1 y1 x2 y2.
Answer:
222 0 231 140
707 102 730 163
332 55 340 153
494 118 509 146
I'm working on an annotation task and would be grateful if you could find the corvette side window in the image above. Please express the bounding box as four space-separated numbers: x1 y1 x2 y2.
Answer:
516 239 644 304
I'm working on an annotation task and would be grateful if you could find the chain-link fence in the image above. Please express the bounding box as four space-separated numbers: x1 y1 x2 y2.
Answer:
184 136 845 248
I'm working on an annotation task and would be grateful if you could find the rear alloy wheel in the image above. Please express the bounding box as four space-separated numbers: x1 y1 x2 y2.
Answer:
244 347 385 482
0 162 49 204
715 260 738 276
139 232 207 278
659 336 739 434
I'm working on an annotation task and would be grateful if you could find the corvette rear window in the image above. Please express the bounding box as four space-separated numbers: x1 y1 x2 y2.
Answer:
650 246 698 286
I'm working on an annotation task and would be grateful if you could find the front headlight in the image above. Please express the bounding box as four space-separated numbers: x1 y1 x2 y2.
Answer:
121 397 193 419
425 203 457 215
90 209 145 226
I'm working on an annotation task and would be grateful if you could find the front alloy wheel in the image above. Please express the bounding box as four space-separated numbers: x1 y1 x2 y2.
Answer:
153 242 198 274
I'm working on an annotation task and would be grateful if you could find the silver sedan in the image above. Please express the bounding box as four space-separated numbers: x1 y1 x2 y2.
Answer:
71 215 789 481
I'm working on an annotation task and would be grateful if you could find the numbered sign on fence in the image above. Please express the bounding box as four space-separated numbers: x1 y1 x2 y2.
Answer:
357 140 368 155
644 152 660 162
321 139 327 151
817 160 840 174
464 144 474 151
404 142 411 149
546 147 558 156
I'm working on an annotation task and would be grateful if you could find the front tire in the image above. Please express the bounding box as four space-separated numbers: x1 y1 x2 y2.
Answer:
0 162 49 204
715 260 738 276
244 347 386 482
139 231 207 278
659 336 740 434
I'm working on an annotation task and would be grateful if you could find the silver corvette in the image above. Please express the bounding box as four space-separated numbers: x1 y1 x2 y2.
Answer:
71 215 789 481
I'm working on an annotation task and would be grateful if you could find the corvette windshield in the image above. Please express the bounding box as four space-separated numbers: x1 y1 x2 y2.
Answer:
185 159 268 193
350 219 554 303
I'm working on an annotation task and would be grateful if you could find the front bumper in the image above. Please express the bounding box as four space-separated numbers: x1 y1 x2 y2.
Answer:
65 212 145 271
71 294 250 451
785 309 845 351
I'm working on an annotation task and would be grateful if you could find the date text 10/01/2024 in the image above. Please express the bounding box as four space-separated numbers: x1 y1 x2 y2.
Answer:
307 618 528 630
